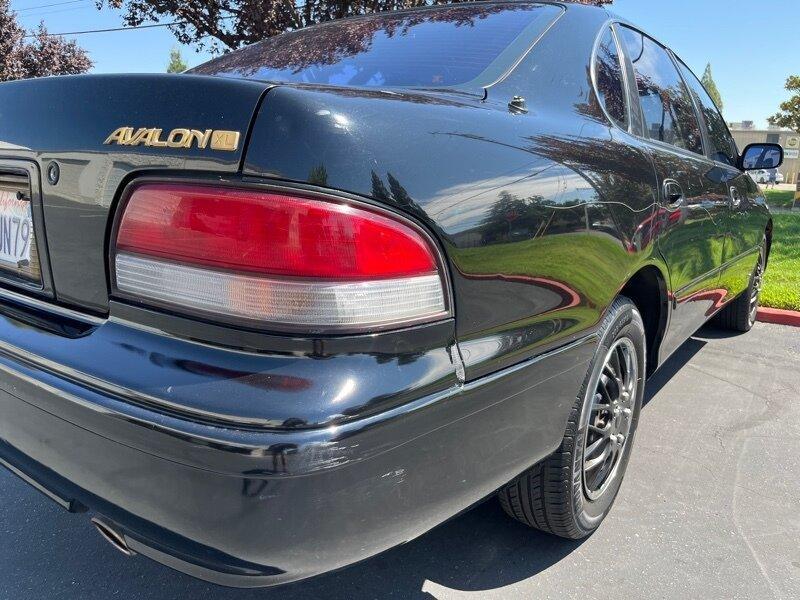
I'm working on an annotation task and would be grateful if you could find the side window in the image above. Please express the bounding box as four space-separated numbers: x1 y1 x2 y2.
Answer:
594 28 628 129
676 59 738 166
618 26 703 155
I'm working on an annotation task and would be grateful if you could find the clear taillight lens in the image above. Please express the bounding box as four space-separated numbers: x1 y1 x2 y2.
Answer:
111 183 449 331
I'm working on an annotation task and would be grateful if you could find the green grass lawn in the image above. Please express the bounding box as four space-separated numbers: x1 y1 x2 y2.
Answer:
762 212 800 311
764 189 797 209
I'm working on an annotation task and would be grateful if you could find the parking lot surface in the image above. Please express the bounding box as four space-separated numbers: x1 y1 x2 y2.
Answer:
1 323 798 600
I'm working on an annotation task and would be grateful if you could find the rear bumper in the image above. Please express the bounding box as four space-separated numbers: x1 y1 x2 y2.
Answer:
0 316 594 587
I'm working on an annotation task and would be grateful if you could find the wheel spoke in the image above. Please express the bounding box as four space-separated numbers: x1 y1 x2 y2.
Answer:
594 444 617 481
609 345 622 378
606 350 624 393
591 392 613 413
597 375 614 405
584 445 611 472
585 436 607 457
600 370 616 400
623 347 634 392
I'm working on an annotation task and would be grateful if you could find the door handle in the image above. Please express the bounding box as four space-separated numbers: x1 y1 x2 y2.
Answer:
662 179 684 209
729 186 742 209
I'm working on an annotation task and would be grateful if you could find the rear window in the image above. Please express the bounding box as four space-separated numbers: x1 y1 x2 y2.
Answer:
594 27 628 129
190 4 561 88
618 26 704 155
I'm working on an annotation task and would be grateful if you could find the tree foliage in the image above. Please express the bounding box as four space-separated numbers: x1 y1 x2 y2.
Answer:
700 63 723 111
166 46 188 72
0 0 92 81
768 75 800 132
97 0 612 54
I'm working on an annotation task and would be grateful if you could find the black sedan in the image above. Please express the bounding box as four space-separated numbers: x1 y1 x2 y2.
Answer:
0 1 782 588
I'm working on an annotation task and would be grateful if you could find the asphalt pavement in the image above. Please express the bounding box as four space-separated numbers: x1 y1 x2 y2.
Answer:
1 323 799 600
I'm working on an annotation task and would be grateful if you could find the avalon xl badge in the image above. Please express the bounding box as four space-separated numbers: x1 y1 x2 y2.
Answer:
104 127 241 151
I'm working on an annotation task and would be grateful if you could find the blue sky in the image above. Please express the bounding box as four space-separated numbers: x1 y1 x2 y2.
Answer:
12 1 215 73
12 0 800 128
610 0 798 128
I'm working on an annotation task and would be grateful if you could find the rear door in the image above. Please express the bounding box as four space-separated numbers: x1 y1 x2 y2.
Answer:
617 26 727 358
673 58 762 303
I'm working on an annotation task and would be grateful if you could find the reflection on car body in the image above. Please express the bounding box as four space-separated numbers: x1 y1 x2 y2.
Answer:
0 1 779 588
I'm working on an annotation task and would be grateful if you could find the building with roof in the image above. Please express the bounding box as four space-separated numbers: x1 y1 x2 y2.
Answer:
729 124 800 184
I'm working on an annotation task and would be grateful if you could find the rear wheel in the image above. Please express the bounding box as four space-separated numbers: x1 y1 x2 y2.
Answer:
715 239 766 333
498 297 645 539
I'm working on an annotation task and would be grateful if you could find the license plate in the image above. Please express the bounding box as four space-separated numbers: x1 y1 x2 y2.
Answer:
0 190 37 280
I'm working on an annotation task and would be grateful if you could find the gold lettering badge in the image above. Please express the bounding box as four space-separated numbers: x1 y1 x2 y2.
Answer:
210 130 241 152
103 127 240 152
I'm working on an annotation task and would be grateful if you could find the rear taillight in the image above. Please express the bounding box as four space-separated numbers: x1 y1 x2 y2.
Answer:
111 183 449 331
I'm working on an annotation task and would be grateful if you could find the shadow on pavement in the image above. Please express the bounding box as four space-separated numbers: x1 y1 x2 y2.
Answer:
20 495 586 599
256 499 585 599
643 333 707 406
693 324 750 340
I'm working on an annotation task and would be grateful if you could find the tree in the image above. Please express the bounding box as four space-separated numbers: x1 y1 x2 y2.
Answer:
768 75 800 132
700 63 723 111
96 0 612 54
22 24 94 78
166 46 188 72
0 1 92 81
0 0 24 81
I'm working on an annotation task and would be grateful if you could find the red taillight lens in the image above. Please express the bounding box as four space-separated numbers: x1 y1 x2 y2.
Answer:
116 184 437 280
112 183 448 331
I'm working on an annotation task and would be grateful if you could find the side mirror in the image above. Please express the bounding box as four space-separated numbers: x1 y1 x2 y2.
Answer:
739 143 784 171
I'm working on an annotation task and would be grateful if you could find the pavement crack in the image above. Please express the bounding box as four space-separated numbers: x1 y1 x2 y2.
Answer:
732 438 785 600
684 363 774 404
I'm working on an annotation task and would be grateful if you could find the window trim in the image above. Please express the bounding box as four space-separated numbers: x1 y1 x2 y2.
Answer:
611 21 645 136
671 53 742 171
668 48 714 164
613 22 709 161
485 4 566 90
590 22 632 131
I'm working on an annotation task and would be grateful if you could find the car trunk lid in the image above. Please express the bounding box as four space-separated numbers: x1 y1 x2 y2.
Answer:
0 73 270 314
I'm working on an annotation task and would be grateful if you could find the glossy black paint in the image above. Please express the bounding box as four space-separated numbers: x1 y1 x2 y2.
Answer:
242 4 769 379
0 1 771 588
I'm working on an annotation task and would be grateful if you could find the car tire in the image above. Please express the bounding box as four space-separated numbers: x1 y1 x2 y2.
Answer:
715 238 766 333
497 296 646 539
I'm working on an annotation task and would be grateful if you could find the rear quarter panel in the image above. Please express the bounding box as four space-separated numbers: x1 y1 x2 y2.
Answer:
243 9 665 380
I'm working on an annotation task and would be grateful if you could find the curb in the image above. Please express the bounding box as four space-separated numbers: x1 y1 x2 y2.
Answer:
757 307 800 327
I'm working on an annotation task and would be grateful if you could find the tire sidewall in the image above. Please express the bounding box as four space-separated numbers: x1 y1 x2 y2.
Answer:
570 300 646 533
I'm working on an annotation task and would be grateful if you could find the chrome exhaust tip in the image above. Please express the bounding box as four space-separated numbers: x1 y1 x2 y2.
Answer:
91 517 134 556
